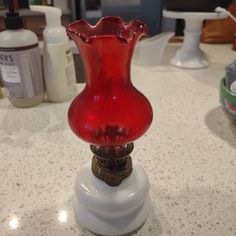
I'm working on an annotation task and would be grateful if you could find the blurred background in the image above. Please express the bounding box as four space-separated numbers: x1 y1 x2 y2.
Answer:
0 0 235 83
0 0 172 38
0 0 236 40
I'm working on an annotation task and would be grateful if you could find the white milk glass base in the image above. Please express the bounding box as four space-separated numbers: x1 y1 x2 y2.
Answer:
163 10 227 69
73 162 151 235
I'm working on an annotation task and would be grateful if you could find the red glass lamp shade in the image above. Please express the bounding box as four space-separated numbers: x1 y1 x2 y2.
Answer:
67 17 153 147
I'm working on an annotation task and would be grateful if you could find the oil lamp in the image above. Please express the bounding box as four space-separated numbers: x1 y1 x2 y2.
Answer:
67 16 153 235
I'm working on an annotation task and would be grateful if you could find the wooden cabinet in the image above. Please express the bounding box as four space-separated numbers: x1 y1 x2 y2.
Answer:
0 10 72 40
0 18 4 32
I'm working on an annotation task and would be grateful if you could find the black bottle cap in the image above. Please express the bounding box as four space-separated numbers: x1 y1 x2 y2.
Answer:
4 0 24 29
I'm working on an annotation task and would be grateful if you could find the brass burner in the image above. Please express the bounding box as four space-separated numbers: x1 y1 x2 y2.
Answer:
90 143 134 186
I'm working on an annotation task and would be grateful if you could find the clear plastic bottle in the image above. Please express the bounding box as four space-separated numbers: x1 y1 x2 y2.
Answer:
0 1 45 107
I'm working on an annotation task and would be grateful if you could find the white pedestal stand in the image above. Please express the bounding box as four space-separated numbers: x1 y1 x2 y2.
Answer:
73 162 151 235
163 10 227 69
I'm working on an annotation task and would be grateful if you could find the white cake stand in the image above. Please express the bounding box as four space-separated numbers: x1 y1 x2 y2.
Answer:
74 162 151 235
163 10 227 69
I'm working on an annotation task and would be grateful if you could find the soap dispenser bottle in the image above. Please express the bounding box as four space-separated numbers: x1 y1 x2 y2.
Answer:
0 0 45 107
30 5 77 102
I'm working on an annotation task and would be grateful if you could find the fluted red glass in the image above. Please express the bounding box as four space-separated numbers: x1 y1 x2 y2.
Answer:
67 17 153 146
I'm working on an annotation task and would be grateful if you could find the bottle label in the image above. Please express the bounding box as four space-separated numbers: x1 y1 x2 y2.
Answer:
65 47 77 97
44 43 77 101
0 44 45 99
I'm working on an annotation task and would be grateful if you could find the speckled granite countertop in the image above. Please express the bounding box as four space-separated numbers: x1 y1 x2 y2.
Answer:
0 44 236 236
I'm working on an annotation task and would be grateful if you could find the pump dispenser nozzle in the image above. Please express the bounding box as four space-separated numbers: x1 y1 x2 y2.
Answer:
9 0 15 14
30 5 62 28
30 5 68 44
5 0 23 29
